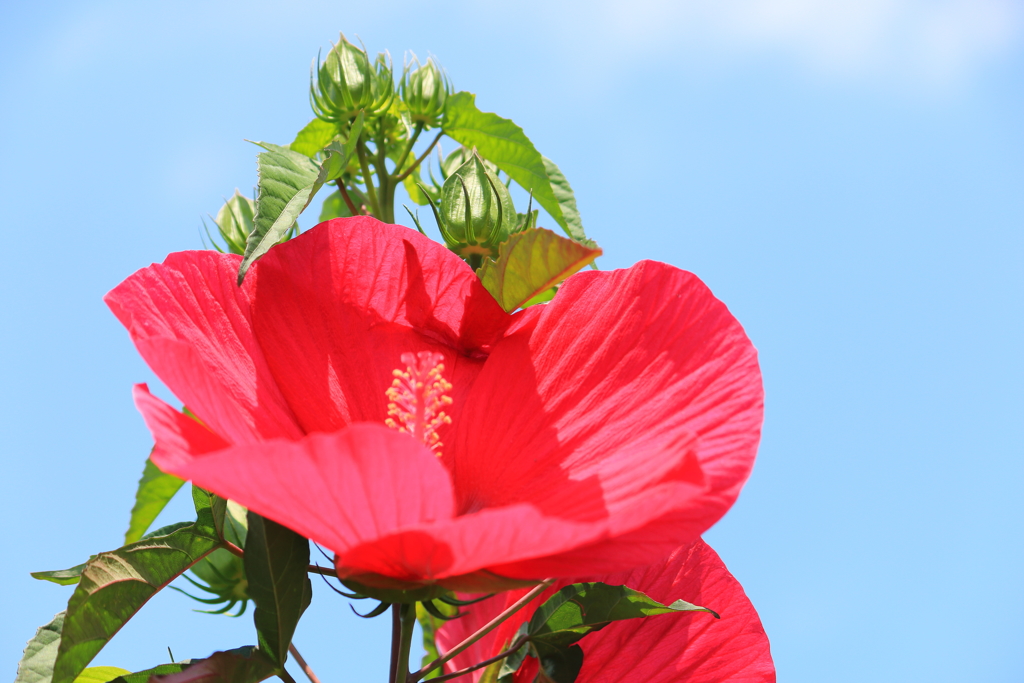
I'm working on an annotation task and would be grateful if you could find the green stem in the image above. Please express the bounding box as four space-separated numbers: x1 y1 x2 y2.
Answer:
375 129 393 223
428 637 527 683
394 131 444 182
409 580 552 683
391 604 416 683
336 182 360 216
356 138 381 218
393 122 424 177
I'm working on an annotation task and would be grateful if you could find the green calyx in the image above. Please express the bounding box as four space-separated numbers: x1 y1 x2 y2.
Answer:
428 149 517 263
311 34 395 124
400 55 450 128
340 578 450 605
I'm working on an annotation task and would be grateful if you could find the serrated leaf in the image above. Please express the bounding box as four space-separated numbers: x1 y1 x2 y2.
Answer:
540 157 586 243
51 488 222 683
239 115 364 284
442 93 588 242
289 118 338 158
73 667 131 683
126 458 185 544
237 147 321 283
15 612 64 683
528 582 717 650
478 229 601 312
244 514 311 666
33 523 195 588
151 648 278 683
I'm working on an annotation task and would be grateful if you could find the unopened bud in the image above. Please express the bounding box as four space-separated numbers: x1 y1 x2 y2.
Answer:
430 150 516 263
311 35 394 123
400 56 450 128
211 191 254 255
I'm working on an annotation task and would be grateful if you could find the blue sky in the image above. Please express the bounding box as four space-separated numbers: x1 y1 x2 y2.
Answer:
2 1 1022 681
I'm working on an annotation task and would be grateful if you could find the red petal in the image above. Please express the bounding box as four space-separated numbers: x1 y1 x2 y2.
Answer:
136 386 605 586
436 540 774 683
106 251 301 444
135 385 456 557
248 217 512 434
450 261 763 575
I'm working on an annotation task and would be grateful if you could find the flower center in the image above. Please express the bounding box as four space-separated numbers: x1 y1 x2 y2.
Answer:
384 351 453 455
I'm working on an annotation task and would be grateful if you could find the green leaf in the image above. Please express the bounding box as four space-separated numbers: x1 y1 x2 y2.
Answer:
125 458 185 544
323 112 364 182
243 513 312 666
33 523 195 588
237 147 321 283
31 563 91 586
528 582 717 650
238 115 364 284
289 118 338 158
72 667 131 683
441 93 587 241
318 192 353 221
522 287 557 308
402 168 431 206
15 611 64 683
108 663 189 683
51 489 222 683
539 157 586 243
478 228 601 312
151 648 278 683
530 642 583 683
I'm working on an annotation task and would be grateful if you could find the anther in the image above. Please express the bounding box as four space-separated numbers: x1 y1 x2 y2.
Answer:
385 351 453 456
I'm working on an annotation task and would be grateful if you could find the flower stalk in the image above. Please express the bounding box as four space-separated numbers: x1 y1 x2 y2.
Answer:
409 580 553 683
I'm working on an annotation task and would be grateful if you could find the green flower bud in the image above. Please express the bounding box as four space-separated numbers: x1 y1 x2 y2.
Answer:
440 146 497 179
430 150 516 263
210 190 254 255
400 56 450 128
179 548 250 616
311 35 394 123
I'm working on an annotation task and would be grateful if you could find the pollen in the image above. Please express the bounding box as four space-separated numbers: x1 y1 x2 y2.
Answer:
384 351 453 455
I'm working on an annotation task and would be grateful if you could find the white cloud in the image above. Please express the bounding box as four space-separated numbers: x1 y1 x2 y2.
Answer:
591 0 1023 85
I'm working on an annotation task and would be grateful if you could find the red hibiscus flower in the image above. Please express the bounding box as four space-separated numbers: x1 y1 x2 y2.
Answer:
107 217 763 592
435 539 775 683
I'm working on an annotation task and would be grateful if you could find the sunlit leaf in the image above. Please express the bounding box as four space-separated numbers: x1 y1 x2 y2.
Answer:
540 157 587 244
50 489 222 683
239 115 364 283
14 612 64 683
31 564 90 586
289 117 337 158
108 662 189 683
519 582 717 683
442 93 588 242
125 458 185 544
528 582 717 648
72 667 131 683
478 228 601 312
